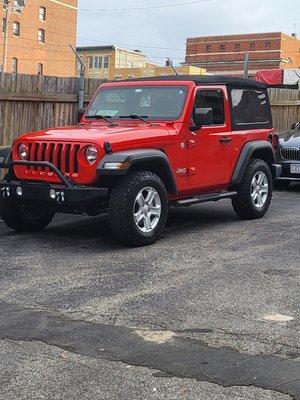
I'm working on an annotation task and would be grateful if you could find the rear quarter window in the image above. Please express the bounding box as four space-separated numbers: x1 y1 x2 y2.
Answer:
230 88 272 130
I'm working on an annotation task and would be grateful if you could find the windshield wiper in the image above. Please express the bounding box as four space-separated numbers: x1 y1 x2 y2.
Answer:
86 115 114 124
119 115 149 124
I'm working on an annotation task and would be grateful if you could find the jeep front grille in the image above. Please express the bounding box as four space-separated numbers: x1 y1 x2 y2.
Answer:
280 147 300 161
26 142 81 174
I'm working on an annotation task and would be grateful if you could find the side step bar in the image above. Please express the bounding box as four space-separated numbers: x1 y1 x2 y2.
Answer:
174 191 237 207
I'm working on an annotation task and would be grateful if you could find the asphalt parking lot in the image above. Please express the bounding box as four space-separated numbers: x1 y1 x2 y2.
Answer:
0 185 299 400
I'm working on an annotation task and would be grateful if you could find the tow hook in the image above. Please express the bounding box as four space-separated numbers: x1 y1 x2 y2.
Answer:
0 187 10 198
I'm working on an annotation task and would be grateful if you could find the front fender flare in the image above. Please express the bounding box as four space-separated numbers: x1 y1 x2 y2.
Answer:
97 149 177 194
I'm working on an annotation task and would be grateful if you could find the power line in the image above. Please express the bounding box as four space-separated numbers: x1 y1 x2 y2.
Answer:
5 22 185 52
79 0 213 12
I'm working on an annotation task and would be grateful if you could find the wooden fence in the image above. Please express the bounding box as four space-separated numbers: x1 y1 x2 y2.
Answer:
268 88 300 134
0 73 105 146
0 73 300 147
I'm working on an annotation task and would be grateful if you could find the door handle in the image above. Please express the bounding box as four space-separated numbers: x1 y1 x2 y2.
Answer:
219 137 232 144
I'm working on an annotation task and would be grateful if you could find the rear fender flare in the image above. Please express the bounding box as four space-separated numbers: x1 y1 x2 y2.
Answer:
231 141 275 185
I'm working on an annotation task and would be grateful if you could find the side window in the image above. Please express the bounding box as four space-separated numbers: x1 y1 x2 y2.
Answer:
194 90 225 125
231 89 270 126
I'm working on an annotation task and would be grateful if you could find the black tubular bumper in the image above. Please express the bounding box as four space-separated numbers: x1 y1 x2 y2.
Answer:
0 160 108 205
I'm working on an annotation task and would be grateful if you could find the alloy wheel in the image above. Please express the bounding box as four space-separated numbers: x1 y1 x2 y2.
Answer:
133 187 162 233
251 171 269 209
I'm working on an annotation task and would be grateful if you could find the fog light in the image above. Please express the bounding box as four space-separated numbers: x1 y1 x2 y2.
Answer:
16 186 23 196
49 189 56 199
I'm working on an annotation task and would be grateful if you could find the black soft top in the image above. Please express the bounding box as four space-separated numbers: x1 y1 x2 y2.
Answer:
126 75 266 89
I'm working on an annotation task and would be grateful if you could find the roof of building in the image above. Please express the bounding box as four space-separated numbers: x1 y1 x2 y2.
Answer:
126 75 266 88
186 32 283 41
76 46 146 56
76 46 115 52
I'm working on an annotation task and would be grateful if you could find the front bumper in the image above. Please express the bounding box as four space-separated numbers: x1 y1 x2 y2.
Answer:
276 161 300 182
0 160 109 208
0 180 108 205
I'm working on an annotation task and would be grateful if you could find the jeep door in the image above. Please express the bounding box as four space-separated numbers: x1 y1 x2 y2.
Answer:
187 86 233 189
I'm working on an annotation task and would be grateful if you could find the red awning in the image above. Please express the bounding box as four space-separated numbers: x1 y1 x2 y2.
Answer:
254 69 284 85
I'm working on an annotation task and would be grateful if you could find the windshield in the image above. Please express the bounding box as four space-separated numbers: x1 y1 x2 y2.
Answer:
86 85 188 121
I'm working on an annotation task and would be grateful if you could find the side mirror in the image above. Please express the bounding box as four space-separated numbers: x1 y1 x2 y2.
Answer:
191 108 213 131
77 108 86 123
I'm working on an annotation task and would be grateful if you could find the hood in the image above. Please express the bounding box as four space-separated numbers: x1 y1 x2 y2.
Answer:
279 127 300 148
16 123 172 149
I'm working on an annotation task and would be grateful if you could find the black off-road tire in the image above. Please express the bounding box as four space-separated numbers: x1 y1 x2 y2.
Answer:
0 200 55 232
274 180 290 190
108 171 168 247
232 158 273 220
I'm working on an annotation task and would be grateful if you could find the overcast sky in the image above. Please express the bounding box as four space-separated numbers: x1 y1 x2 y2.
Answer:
77 0 300 65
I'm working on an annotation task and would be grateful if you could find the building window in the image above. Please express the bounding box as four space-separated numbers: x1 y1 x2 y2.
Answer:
250 42 255 50
220 44 226 51
88 56 109 69
2 18 6 34
12 57 18 73
103 56 109 69
235 43 240 51
37 63 43 75
93 56 102 69
39 6 46 21
38 29 45 43
12 21 20 36
265 41 271 49
206 44 211 52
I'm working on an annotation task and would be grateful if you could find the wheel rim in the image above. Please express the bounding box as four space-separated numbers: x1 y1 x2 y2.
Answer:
133 187 162 233
251 171 269 209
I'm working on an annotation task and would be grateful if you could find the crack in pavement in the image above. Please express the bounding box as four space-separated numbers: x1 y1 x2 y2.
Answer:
0 300 299 399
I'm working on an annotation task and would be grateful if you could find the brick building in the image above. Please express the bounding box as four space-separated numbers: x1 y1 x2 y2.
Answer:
77 45 206 80
185 32 300 77
0 0 78 76
77 46 150 80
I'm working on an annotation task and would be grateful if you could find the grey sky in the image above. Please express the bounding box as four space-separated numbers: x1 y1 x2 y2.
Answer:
77 0 299 65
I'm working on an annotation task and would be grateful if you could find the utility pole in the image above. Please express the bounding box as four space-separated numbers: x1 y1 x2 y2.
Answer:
70 45 86 110
166 57 179 75
243 52 250 79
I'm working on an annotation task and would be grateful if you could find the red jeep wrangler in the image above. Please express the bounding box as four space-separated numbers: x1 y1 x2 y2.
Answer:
0 76 281 246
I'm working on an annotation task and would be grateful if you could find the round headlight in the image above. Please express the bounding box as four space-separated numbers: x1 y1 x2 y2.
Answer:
18 143 29 160
85 145 98 165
